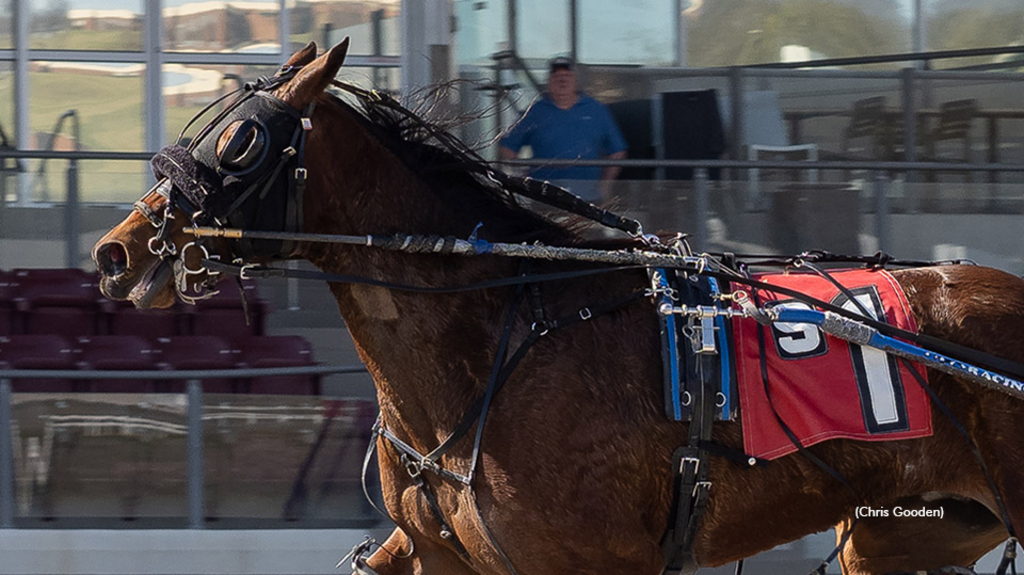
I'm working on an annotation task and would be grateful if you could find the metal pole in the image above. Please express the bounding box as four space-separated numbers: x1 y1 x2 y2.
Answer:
568 0 578 62
728 67 744 162
13 0 29 205
900 67 918 171
912 0 926 67
694 168 710 249
278 0 290 65
64 153 79 269
0 378 13 528
186 379 204 528
287 260 300 310
145 0 164 163
873 171 891 254
673 0 687 67
371 10 383 87
508 0 517 54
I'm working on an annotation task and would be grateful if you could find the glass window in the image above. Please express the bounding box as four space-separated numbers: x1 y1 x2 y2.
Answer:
686 0 911 67
164 0 280 53
13 394 189 522
333 65 400 92
517 0 569 60
455 0 508 65
202 396 376 524
0 0 13 49
578 0 675 65
926 2 1024 67
163 63 280 146
289 0 400 56
30 0 143 51
29 61 145 202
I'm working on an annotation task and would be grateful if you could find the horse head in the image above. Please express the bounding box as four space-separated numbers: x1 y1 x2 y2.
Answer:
92 40 353 309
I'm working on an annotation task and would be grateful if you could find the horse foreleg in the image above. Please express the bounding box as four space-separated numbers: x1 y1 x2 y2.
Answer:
363 528 481 575
837 496 1006 575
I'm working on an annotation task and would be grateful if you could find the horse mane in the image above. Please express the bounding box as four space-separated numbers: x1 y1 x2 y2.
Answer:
319 83 583 245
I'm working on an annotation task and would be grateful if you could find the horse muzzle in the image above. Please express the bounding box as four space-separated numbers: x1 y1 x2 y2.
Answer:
94 241 176 308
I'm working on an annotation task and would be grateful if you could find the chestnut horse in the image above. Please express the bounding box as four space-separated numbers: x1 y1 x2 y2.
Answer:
92 41 1024 574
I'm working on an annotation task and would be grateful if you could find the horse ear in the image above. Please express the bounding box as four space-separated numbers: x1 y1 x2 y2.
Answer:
282 38 350 107
285 41 318 68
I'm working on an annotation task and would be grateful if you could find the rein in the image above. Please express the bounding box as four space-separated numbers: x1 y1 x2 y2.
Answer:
145 62 1024 575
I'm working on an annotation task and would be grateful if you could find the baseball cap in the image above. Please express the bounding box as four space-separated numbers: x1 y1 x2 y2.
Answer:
548 56 574 72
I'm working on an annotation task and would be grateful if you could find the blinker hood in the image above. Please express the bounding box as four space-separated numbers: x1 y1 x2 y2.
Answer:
151 90 308 260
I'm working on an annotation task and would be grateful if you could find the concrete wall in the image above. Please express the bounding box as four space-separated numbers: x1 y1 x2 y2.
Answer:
0 528 392 575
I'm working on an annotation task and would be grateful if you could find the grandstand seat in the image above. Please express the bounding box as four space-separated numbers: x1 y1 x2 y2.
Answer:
0 334 77 392
184 280 267 338
154 336 238 394
75 335 158 393
12 268 102 337
100 298 183 337
0 270 14 335
231 335 319 395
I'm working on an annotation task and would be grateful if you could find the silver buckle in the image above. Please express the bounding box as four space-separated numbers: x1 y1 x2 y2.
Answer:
680 456 700 474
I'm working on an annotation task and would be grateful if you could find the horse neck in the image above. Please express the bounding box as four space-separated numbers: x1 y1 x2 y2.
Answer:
301 112 520 452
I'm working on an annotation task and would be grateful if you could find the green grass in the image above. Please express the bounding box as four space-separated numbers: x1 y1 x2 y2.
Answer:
29 29 143 51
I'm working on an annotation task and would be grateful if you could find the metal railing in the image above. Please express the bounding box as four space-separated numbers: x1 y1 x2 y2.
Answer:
502 158 1024 254
3 148 1024 267
0 364 369 529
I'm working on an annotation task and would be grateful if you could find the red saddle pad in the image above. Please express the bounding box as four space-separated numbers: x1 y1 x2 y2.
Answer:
732 269 932 460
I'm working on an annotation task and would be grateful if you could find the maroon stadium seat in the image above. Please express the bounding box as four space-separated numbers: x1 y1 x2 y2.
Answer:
0 270 14 335
185 281 267 338
154 335 238 393
75 335 158 393
101 298 183 338
12 268 102 337
0 334 77 392
231 335 319 395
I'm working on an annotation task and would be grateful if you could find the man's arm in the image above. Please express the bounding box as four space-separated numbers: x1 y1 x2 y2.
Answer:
499 146 518 160
601 149 627 182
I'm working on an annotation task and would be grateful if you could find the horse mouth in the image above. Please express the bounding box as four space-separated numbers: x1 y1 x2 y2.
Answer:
127 259 175 309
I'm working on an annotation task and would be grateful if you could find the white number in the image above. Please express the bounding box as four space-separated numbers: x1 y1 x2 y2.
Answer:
771 301 826 358
840 292 903 428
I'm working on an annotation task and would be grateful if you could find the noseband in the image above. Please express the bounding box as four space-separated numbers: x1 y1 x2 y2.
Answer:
135 64 316 303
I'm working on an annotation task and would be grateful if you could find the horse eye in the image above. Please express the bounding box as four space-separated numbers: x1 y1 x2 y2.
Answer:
217 119 266 173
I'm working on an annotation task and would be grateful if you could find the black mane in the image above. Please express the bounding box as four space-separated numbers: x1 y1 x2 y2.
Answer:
321 84 581 245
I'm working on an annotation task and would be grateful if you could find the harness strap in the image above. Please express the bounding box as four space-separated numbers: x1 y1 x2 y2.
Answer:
754 313 864 575
663 354 717 574
402 455 472 560
366 283 646 575
201 257 648 294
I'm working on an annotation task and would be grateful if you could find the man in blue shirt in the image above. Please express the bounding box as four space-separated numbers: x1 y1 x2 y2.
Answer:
499 56 628 202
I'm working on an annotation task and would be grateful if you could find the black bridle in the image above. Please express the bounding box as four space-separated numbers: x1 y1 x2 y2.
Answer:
135 64 315 302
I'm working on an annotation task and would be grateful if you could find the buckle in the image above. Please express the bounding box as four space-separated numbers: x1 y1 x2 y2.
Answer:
693 480 712 497
239 263 257 280
680 455 700 474
295 167 307 181
301 118 313 131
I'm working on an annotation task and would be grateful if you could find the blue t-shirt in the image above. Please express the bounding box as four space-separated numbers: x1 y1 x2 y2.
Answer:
501 94 627 184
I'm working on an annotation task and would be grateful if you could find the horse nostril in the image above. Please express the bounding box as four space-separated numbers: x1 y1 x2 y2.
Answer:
96 243 128 277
